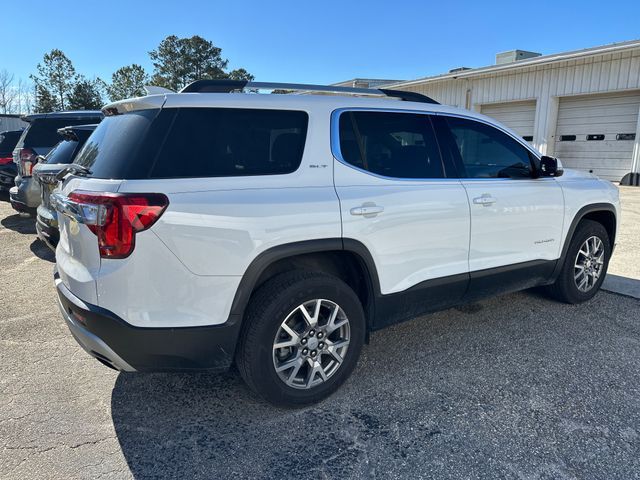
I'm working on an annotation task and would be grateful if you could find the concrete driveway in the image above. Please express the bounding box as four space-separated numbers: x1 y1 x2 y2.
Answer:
1 189 639 479
603 186 640 298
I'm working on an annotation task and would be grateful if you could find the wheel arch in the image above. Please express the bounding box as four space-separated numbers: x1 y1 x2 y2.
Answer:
552 202 617 280
229 239 381 330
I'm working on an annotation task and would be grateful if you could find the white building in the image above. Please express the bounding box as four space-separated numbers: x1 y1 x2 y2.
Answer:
388 40 640 183
0 114 28 133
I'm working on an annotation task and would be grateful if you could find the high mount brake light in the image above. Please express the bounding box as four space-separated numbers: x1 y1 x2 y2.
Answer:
67 191 169 259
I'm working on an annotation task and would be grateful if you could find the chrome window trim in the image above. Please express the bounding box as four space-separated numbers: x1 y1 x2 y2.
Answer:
329 107 451 183
330 107 546 182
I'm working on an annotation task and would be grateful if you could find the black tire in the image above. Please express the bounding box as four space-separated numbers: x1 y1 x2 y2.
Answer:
547 219 611 304
236 270 366 407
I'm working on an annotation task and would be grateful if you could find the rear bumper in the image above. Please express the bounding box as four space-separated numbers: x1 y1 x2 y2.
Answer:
9 186 35 215
0 165 16 191
36 206 59 249
11 175 41 209
54 270 242 372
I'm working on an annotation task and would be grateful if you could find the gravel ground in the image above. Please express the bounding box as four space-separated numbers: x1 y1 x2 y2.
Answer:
1 189 639 480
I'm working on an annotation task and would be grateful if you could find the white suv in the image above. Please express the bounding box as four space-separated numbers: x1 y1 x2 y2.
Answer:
52 81 620 406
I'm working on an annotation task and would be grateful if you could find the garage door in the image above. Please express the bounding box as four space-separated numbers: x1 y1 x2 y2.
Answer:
481 101 536 143
555 91 640 181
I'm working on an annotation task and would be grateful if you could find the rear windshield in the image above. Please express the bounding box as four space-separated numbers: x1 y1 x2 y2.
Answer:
22 117 103 149
44 139 79 165
74 109 167 178
76 107 309 179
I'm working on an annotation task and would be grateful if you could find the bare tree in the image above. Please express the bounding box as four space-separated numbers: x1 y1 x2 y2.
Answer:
0 69 16 114
16 79 34 114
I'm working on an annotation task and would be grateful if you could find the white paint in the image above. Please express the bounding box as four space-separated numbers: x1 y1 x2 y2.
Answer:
334 161 470 294
461 178 564 271
53 93 620 328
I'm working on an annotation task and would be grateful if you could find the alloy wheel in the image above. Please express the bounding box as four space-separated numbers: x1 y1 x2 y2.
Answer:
272 299 350 389
574 235 605 292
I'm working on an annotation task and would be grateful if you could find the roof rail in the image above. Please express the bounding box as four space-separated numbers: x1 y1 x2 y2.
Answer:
179 80 440 104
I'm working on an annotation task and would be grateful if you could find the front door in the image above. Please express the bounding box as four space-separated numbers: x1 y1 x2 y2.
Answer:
434 114 564 297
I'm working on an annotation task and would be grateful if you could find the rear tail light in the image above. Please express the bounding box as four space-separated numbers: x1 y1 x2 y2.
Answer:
19 148 37 176
67 191 169 259
0 156 12 165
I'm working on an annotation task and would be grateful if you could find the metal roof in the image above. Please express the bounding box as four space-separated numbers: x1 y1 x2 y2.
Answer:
331 78 406 88
386 39 640 88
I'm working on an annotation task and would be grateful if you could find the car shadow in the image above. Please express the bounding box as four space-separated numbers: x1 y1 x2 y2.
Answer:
109 289 640 479
30 238 55 262
0 212 36 234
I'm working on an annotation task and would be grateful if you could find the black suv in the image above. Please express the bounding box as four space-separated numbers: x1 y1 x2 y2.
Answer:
0 130 23 191
9 111 103 214
33 124 98 248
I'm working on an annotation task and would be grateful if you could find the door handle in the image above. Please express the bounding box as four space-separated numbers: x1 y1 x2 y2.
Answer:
350 204 384 217
473 194 496 206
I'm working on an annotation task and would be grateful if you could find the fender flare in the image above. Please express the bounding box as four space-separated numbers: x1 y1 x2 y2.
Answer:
551 202 617 280
228 238 382 319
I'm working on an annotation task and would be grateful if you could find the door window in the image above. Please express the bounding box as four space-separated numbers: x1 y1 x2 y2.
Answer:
443 116 534 179
338 111 445 179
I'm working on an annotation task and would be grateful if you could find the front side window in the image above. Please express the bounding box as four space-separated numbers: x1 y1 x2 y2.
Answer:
338 111 445 179
444 116 534 179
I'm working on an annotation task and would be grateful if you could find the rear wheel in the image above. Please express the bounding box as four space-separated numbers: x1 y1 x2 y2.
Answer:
547 219 611 304
236 271 365 407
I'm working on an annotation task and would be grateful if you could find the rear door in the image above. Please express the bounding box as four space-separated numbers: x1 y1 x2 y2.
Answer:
333 109 470 325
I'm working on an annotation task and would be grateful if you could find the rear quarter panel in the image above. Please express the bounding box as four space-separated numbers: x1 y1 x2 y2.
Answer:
118 103 340 277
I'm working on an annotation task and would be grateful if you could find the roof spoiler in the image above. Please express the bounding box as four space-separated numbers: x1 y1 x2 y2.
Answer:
144 85 174 95
179 80 440 104
56 127 79 142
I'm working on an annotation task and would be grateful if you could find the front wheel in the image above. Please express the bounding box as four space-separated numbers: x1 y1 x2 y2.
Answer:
547 219 611 304
236 271 365 407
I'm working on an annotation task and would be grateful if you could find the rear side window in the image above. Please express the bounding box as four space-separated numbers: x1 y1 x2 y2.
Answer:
149 108 308 178
44 140 79 165
444 116 533 179
338 111 444 179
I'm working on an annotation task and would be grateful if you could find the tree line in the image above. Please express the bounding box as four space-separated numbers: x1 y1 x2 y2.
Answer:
0 35 254 114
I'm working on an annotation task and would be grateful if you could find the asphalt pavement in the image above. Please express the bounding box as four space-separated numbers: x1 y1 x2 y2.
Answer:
1 190 639 479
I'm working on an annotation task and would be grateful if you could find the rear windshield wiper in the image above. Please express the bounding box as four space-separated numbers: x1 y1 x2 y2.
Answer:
56 164 92 181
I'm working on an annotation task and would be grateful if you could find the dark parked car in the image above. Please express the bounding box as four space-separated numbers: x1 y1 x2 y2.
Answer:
9 111 103 215
0 130 23 191
33 124 98 249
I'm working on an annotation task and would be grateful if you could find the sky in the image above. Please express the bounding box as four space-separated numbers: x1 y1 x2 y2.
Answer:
2 0 640 87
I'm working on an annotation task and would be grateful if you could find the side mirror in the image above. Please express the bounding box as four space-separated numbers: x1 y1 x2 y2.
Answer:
539 156 563 177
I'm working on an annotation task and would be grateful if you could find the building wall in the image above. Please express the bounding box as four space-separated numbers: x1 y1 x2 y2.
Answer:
0 115 28 133
395 48 640 179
